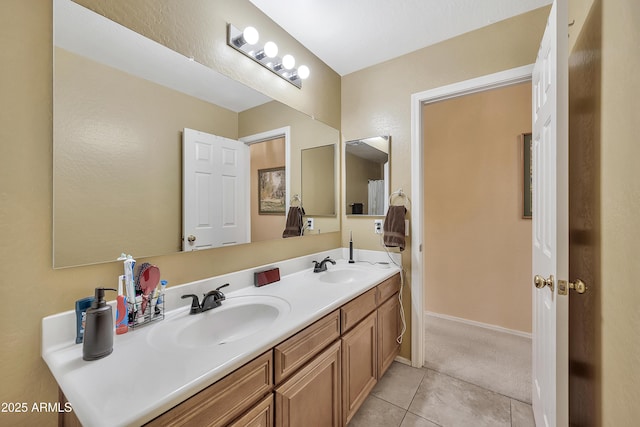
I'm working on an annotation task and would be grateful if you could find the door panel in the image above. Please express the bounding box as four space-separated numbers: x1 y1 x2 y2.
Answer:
531 1 569 426
183 128 249 250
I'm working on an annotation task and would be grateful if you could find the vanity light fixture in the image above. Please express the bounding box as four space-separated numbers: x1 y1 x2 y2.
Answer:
227 23 310 89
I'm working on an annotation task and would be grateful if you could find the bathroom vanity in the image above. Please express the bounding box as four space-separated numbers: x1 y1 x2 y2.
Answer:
43 250 403 426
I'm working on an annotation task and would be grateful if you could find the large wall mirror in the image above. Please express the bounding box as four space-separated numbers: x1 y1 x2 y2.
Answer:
345 136 390 216
53 0 339 268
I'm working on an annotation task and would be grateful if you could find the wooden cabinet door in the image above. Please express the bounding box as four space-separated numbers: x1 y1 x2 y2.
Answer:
275 341 341 427
341 311 377 425
377 293 400 378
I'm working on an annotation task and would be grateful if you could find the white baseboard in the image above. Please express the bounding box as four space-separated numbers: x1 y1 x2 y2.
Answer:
394 355 413 366
424 311 532 339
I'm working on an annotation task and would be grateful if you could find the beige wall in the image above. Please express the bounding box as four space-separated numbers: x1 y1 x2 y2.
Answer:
423 83 532 333
0 1 340 425
599 0 640 424
251 138 286 242
342 6 550 358
54 48 240 266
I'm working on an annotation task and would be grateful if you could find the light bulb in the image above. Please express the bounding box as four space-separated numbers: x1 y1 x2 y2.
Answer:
242 26 259 45
298 65 310 80
282 54 295 70
264 41 278 58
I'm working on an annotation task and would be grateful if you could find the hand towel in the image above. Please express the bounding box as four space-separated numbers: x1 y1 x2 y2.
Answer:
282 206 304 238
383 206 407 251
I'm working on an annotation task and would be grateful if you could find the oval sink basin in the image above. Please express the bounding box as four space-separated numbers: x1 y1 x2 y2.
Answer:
148 295 290 350
318 268 371 284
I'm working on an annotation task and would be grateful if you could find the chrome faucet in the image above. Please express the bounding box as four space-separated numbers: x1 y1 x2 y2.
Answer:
313 256 336 273
181 283 229 314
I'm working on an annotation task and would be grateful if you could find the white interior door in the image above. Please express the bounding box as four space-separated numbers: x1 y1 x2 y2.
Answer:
183 128 249 251
218 136 249 246
531 1 569 426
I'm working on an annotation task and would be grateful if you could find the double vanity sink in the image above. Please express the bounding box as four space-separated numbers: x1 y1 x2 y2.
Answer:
42 252 400 426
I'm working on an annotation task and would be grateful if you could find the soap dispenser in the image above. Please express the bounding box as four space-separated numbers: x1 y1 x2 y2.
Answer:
83 287 116 361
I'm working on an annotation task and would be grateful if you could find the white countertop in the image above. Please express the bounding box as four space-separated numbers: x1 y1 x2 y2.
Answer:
42 249 401 426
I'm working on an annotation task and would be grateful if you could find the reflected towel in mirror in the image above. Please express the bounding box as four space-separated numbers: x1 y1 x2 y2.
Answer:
283 206 305 238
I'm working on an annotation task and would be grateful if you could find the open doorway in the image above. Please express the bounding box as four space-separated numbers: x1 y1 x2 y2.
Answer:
409 65 535 397
421 81 533 403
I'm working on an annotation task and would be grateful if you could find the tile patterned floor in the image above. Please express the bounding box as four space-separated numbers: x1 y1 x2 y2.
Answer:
348 362 535 427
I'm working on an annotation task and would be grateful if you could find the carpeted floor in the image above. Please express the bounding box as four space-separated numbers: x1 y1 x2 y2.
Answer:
424 313 532 404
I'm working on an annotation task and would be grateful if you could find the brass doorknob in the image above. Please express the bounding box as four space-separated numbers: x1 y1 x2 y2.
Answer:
558 279 588 295
534 274 554 292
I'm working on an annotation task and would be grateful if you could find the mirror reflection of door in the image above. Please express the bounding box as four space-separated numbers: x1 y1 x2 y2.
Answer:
182 128 250 251
345 136 390 216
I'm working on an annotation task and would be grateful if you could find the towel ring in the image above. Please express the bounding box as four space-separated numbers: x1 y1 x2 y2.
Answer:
290 194 302 206
389 188 411 206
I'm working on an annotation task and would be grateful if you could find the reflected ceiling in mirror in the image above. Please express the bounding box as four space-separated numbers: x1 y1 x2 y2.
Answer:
345 136 390 216
53 0 340 268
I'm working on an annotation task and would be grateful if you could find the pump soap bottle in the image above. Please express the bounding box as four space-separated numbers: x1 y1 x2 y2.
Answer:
83 287 116 361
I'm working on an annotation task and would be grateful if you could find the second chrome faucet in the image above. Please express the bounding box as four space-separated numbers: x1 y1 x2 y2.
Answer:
181 283 229 314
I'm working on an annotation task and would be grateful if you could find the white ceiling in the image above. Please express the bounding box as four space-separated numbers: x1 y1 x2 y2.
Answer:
248 0 552 76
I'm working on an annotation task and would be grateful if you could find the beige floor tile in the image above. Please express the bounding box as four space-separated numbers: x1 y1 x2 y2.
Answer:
400 412 441 427
372 362 427 409
510 399 535 427
348 394 407 427
408 369 511 427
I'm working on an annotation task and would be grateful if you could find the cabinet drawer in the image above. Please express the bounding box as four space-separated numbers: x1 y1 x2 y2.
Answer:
146 351 273 427
229 394 274 427
341 288 377 333
376 273 401 305
274 310 340 384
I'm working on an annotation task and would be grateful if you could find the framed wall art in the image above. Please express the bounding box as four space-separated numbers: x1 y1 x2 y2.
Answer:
258 167 286 215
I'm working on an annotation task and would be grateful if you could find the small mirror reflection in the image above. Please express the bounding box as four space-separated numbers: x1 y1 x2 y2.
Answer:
345 136 390 216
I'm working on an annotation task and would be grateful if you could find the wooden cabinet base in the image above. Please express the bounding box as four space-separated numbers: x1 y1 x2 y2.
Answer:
341 312 378 425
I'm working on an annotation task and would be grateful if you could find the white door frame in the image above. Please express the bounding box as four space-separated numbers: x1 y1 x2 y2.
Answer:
409 64 534 367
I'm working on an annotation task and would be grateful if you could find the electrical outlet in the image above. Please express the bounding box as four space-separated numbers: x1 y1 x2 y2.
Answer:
374 219 383 234
306 218 314 230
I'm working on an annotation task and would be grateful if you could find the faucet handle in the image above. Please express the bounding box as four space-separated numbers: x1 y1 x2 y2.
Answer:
216 283 229 292
181 294 201 314
214 283 229 301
